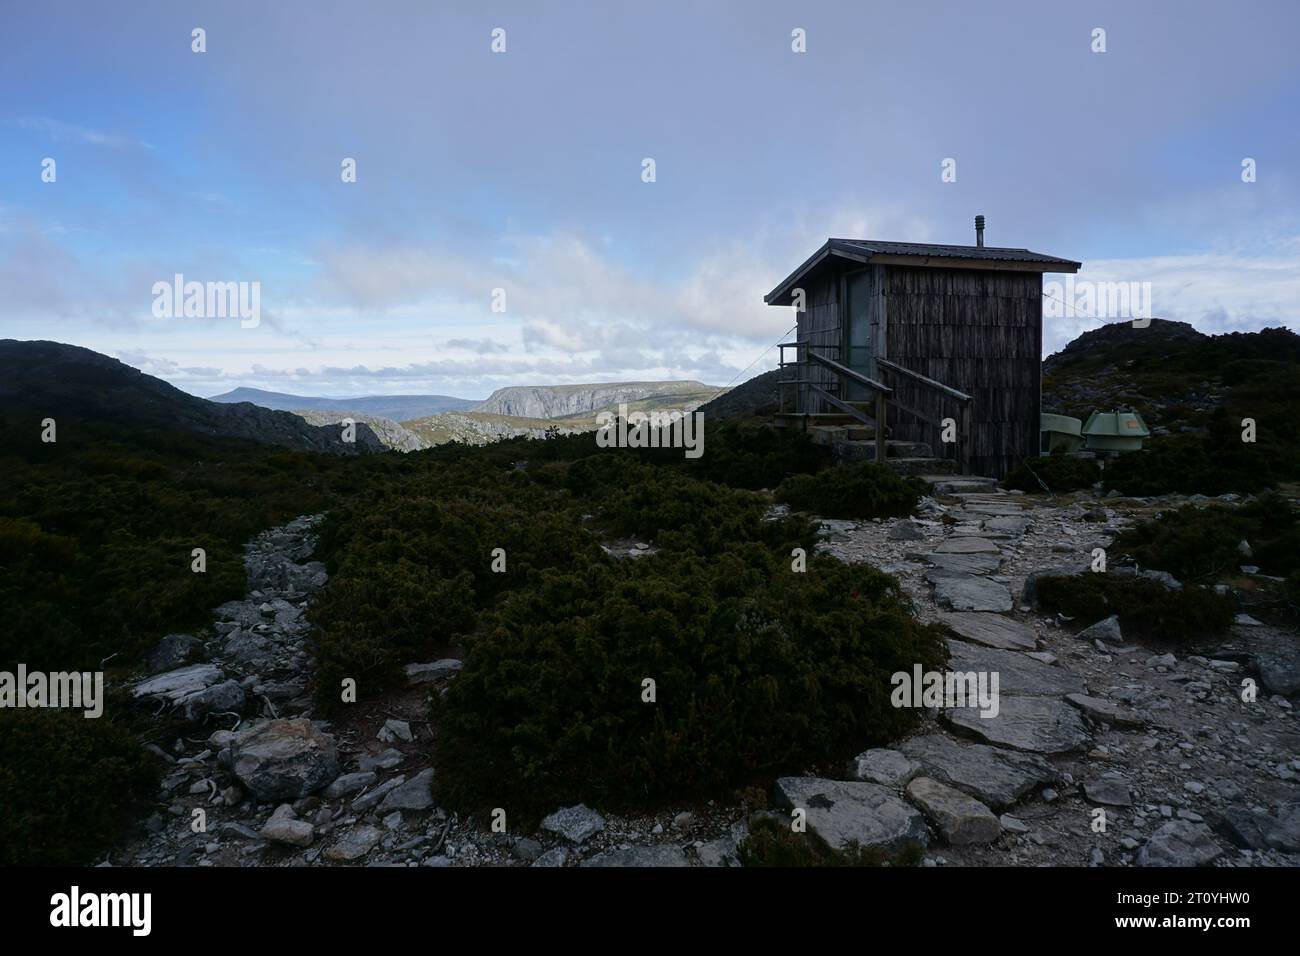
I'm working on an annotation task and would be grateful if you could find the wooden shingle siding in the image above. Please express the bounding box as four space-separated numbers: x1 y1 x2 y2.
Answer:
797 276 840 413
882 266 1042 477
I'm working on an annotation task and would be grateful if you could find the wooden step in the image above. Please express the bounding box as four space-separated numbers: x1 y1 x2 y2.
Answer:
832 439 941 464
886 457 958 476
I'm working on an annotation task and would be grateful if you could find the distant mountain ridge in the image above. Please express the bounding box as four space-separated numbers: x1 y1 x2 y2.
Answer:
209 387 476 421
0 341 383 454
473 381 723 419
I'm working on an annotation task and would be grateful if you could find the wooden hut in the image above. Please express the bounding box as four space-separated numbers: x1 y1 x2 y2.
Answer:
765 218 1081 479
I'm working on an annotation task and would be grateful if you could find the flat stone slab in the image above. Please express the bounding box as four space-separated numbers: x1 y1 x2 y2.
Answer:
961 503 1026 517
1065 693 1146 728
984 515 1032 534
133 663 224 702
933 537 1001 554
929 573 1013 612
848 748 922 787
1136 821 1223 867
945 696 1093 754
773 777 929 854
946 641 1085 697
378 768 435 812
580 846 690 867
323 824 382 862
1082 778 1133 806
898 734 1055 810
905 777 1000 844
405 660 463 685
939 612 1037 651
925 552 1002 575
541 804 605 844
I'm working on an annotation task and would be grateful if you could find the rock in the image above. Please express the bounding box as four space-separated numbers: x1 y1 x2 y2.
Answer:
323 825 382 862
1082 779 1133 806
377 718 412 743
773 777 929 854
945 696 1092 755
223 631 273 666
217 821 260 841
404 660 464 685
1234 613 1262 627
1147 653 1177 670
1256 653 1300 696
938 612 1037 651
929 573 1013 613
925 553 1002 575
888 521 925 541
1065 693 1146 728
352 775 405 812
933 537 1000 554
229 718 340 802
144 634 205 673
816 519 857 540
905 777 1000 844
323 772 377 800
511 838 543 862
898 735 1055 811
985 515 1031 534
259 804 314 847
946 641 1085 697
1214 808 1271 850
531 847 571 867
671 811 694 829
382 811 403 830
999 814 1029 834
181 680 245 722
133 663 224 705
1136 821 1223 867
358 749 404 772
378 768 436 812
1076 614 1123 645
580 846 690 867
541 804 605 844
849 749 922 787
1265 802 1300 852
695 836 740 867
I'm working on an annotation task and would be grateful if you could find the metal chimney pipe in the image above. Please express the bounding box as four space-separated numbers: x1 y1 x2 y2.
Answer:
975 215 985 247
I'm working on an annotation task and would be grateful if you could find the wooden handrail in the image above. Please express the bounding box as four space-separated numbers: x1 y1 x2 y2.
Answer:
874 357 972 403
806 350 893 396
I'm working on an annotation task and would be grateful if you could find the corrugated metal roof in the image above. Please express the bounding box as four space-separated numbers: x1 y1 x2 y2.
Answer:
764 238 1082 305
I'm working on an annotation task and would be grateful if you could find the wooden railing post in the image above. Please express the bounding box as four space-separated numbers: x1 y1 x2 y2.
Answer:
960 401 973 475
875 391 887 464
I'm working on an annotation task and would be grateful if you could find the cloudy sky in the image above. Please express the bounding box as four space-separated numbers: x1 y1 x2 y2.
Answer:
2 0 1298 399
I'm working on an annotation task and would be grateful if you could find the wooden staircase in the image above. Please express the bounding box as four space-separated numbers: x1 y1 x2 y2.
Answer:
776 343 1000 494
785 416 998 493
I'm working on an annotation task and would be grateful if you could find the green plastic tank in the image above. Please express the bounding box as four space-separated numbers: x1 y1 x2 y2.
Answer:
1040 413 1083 454
1082 409 1150 452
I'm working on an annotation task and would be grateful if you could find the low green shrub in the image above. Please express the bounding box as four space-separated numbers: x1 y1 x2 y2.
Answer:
775 462 926 519
1003 453 1099 494
1102 423 1281 498
1116 494 1299 584
1033 573 1234 641
0 707 159 866
433 548 947 821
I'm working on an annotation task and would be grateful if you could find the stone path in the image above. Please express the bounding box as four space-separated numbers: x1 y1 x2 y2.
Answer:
812 489 1300 866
